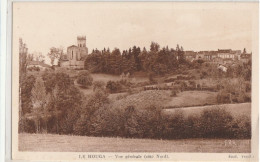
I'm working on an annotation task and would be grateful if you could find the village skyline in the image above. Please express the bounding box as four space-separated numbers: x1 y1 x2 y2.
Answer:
21 36 252 66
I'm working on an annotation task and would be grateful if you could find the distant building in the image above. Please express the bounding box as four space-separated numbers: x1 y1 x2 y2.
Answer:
184 51 197 61
204 51 218 61
60 36 88 69
217 49 241 60
196 51 205 60
184 48 244 64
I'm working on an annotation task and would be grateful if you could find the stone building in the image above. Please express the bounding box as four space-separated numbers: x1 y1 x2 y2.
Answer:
60 36 88 69
184 51 197 61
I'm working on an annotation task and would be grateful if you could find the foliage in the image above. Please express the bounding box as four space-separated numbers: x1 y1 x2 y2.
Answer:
170 89 178 97
27 66 40 71
76 71 93 88
73 89 109 135
217 78 250 104
84 42 185 76
31 77 50 133
93 81 106 92
20 75 36 115
48 47 64 66
199 108 234 138
106 80 122 93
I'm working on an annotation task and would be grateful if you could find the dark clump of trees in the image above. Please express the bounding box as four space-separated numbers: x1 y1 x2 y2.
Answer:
19 71 83 134
84 42 186 76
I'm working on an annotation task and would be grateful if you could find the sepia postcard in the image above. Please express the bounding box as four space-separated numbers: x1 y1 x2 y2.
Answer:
11 1 259 161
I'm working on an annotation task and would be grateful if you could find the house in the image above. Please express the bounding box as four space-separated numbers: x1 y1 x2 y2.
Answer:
196 51 205 60
218 64 228 72
204 51 218 61
60 36 88 69
184 51 197 61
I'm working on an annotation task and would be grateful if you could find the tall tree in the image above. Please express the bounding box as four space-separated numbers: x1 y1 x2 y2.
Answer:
48 47 63 66
31 77 49 133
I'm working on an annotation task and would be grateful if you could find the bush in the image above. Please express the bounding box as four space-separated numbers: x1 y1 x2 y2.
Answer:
164 110 187 139
27 66 40 71
217 91 231 104
199 107 234 138
19 118 36 133
106 81 122 93
76 71 93 88
231 115 251 139
170 89 177 97
93 81 106 92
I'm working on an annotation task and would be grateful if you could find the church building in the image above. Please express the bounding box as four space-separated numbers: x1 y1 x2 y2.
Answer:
60 36 88 69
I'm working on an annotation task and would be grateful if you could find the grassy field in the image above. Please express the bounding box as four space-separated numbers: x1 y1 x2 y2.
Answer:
165 91 218 108
76 73 149 95
110 90 218 109
111 90 171 109
164 103 251 118
19 133 250 153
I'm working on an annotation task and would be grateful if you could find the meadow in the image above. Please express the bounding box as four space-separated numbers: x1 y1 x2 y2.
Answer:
19 133 250 153
164 103 251 118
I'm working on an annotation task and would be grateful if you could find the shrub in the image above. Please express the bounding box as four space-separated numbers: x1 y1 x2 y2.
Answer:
165 110 187 139
106 81 122 93
93 81 106 92
19 118 36 133
188 80 196 87
170 89 177 97
231 115 251 139
199 107 233 138
76 71 93 88
217 90 231 104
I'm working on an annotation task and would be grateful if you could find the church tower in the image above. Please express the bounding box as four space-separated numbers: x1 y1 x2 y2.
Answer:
77 36 86 47
77 36 88 57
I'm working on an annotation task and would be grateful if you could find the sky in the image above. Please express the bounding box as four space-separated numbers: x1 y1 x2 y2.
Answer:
13 2 257 64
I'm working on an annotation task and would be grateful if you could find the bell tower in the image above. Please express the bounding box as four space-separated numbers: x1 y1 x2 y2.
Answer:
77 36 86 47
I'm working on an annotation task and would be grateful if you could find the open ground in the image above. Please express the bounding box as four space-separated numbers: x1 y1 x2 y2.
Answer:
19 133 250 153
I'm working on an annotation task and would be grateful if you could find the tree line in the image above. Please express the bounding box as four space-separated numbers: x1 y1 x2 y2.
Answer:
85 42 185 75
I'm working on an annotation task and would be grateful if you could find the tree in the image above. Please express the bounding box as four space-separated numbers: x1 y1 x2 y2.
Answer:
19 39 28 77
21 75 36 115
31 77 49 133
74 89 109 135
109 48 122 74
243 48 247 54
150 42 160 52
32 52 45 63
76 71 93 88
48 47 63 66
